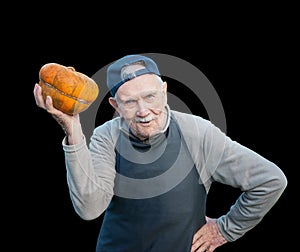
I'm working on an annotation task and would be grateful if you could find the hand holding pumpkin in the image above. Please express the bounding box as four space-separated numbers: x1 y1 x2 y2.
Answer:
34 83 85 144
38 63 99 115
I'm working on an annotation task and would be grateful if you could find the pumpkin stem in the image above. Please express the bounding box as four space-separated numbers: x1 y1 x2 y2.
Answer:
67 66 76 71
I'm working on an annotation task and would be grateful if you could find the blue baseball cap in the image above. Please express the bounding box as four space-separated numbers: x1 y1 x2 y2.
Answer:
107 54 161 96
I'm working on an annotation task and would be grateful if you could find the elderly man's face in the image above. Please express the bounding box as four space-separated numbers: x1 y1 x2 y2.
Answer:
109 74 168 140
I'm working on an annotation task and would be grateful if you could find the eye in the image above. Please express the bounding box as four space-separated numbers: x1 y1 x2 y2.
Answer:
124 99 137 106
144 94 155 102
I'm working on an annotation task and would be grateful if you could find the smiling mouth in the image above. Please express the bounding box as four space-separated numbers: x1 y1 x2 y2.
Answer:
135 116 154 124
136 119 153 127
138 121 152 126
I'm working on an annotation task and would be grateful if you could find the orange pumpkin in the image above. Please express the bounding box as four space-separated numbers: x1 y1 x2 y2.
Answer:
39 63 99 115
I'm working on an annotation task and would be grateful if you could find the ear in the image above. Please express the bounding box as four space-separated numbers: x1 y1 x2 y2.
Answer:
162 81 167 94
162 81 168 104
108 97 120 113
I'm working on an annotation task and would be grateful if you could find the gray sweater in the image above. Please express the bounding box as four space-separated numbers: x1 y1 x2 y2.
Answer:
62 108 287 242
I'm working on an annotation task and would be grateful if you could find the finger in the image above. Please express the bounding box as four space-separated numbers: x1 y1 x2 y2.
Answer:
191 239 208 252
33 83 46 108
192 225 208 244
33 83 46 106
45 95 61 115
33 83 41 100
34 84 57 114
192 232 200 244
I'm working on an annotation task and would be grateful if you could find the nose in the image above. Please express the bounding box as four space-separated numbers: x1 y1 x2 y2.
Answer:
136 99 150 116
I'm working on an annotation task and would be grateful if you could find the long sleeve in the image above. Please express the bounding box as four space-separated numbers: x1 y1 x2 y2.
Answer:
172 110 287 242
62 120 119 220
203 121 287 241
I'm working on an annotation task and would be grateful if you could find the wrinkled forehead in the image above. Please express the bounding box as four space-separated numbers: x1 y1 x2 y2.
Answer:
117 74 163 97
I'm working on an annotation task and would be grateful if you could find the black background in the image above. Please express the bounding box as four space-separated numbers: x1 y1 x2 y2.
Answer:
8 5 296 252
